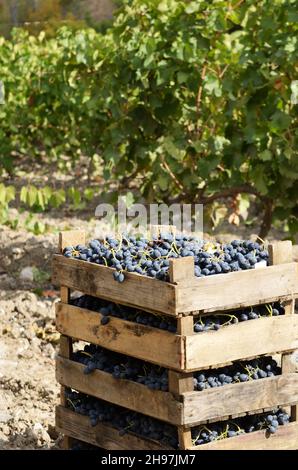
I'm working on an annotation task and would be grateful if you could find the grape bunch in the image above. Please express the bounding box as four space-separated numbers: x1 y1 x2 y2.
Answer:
73 344 169 391
192 409 290 445
194 357 281 390
71 294 284 334
63 233 269 283
193 302 284 332
66 391 178 448
70 294 177 332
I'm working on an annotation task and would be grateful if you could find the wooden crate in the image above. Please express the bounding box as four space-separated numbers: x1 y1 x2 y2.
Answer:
54 230 298 450
56 354 298 426
52 232 298 316
56 406 298 451
56 302 298 371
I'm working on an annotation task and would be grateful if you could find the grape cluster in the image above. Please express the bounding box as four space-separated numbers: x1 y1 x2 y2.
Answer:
193 302 284 332
63 233 268 282
71 294 177 332
73 344 169 391
194 357 281 390
192 409 290 445
71 294 284 334
66 391 178 448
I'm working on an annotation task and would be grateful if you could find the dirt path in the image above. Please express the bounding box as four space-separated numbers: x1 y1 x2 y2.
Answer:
0 227 62 449
0 290 60 449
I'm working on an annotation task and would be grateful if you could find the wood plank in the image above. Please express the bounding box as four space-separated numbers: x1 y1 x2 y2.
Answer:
185 315 298 371
52 254 177 315
182 373 298 426
176 262 298 313
169 257 194 284
269 241 293 265
60 336 72 358
168 371 194 398
190 422 298 450
56 303 184 370
284 299 295 315
177 316 194 335
56 406 173 450
178 427 192 450
59 335 72 407
282 352 298 421
59 230 86 253
56 357 182 425
60 287 70 304
61 435 72 450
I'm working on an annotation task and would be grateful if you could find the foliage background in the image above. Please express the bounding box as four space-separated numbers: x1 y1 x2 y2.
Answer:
0 0 297 238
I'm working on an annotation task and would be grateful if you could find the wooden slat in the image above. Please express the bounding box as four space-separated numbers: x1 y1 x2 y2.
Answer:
284 299 295 315
52 255 177 315
56 406 173 450
182 373 298 426
56 357 182 424
190 422 298 450
176 262 298 313
60 336 72 358
282 352 298 421
56 303 184 370
178 427 192 450
60 286 69 304
59 335 72 409
269 241 293 265
168 371 194 398
177 316 194 335
53 257 298 316
59 230 86 253
185 315 298 371
169 257 194 284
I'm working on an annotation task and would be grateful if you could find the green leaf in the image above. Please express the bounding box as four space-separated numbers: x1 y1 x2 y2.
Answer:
50 189 66 208
157 173 169 191
68 187 81 207
163 137 185 160
259 150 272 161
204 76 222 97
251 166 268 194
84 187 95 201
28 186 38 207
0 184 5 204
185 2 200 14
20 187 28 204
177 71 188 84
197 156 220 178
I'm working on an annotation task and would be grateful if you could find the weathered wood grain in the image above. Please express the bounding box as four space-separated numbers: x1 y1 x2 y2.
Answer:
176 262 298 313
56 303 184 370
52 254 177 315
59 230 86 253
56 406 173 450
185 315 298 370
183 373 298 425
56 357 182 424
190 422 298 450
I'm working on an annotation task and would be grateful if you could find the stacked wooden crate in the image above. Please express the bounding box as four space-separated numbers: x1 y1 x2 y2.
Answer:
53 230 298 450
